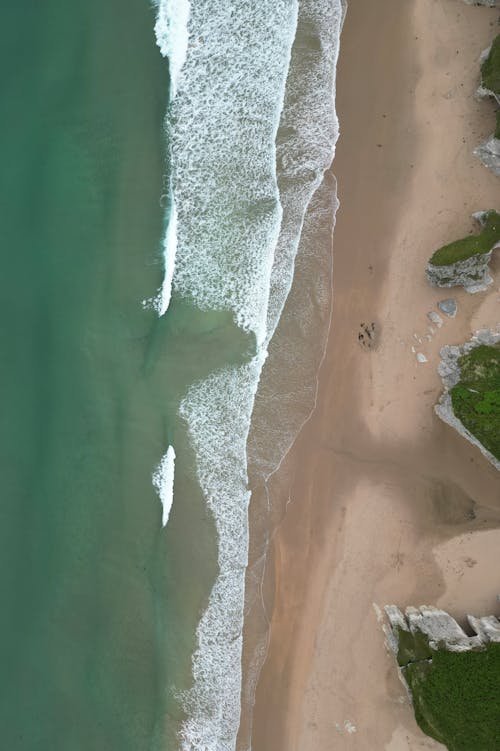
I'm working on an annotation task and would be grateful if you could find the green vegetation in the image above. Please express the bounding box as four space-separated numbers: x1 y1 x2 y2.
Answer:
450 344 500 461
429 210 500 266
397 631 500 751
481 35 500 142
396 627 433 666
481 34 500 97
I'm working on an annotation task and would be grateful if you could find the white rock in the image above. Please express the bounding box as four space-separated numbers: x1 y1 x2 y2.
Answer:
385 602 500 654
427 311 443 328
474 136 500 178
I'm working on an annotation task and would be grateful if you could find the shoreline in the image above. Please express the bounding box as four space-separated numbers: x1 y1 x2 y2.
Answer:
250 1 500 749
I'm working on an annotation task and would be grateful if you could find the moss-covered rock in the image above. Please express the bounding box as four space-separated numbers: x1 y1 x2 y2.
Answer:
475 36 500 175
385 603 500 751
435 330 500 469
480 34 500 100
426 211 500 292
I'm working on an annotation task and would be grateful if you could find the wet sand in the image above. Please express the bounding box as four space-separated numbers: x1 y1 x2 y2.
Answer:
251 1 500 749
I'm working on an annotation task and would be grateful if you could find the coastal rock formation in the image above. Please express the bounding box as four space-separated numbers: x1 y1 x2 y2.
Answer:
477 42 500 104
462 0 500 6
435 329 500 471
474 134 500 177
426 249 494 292
475 37 500 174
426 211 500 293
385 603 500 655
385 600 500 750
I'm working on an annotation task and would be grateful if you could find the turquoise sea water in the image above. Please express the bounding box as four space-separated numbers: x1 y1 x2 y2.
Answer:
0 2 181 748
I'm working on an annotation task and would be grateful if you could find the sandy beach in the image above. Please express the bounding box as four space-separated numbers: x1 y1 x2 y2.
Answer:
251 1 500 750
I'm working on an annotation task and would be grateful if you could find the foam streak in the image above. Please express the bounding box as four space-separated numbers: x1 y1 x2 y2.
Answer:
152 445 176 528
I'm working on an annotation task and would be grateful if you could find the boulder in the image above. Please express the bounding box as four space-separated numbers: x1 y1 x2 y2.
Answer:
437 298 458 318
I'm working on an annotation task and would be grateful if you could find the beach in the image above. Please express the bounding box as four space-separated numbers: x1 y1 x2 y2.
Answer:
250 1 500 750
2 2 498 749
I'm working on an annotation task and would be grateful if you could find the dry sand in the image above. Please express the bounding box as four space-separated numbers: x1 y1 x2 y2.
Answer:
251 1 500 749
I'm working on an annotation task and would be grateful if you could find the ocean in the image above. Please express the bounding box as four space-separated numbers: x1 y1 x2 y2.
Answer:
0 0 344 749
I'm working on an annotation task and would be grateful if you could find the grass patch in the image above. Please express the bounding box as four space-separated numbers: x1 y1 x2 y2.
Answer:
481 34 500 97
396 627 433 667
429 211 500 266
403 642 500 751
450 344 500 461
495 110 500 141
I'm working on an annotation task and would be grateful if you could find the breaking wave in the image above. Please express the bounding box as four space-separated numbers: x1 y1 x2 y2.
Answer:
152 445 176 528
151 0 345 748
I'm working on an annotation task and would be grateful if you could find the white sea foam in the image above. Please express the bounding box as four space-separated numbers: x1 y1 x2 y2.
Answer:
167 1 299 747
178 359 262 750
167 0 299 344
264 0 346 347
246 0 346 485
151 0 345 748
152 445 176 528
239 4 346 744
158 198 178 316
152 0 191 98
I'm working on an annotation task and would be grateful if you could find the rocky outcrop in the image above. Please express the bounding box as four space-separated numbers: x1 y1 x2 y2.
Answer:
477 44 500 104
463 0 500 6
475 39 500 174
435 329 500 471
474 134 500 177
385 602 500 656
426 250 494 293
385 600 500 749
426 212 499 293
462 0 499 6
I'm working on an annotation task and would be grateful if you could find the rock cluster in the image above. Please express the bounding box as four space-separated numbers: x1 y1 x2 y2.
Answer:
385 602 500 655
435 329 500 471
